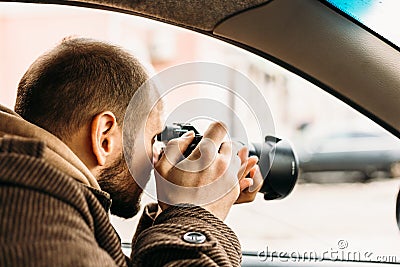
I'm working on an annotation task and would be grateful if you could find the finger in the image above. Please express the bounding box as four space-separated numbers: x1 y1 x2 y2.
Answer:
239 177 254 191
187 137 216 161
219 142 242 176
219 141 231 156
219 141 242 157
190 122 229 161
248 165 263 193
238 156 258 180
237 146 249 165
218 142 241 178
202 121 228 148
156 131 195 173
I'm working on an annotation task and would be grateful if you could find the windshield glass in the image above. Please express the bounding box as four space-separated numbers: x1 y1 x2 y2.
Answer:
325 0 400 47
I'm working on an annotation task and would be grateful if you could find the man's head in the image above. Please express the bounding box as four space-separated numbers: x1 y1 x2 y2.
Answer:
15 37 163 218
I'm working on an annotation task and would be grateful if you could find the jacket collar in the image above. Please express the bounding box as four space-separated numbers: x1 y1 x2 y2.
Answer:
0 104 101 190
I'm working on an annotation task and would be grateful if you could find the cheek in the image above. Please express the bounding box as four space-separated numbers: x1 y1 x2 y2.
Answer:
147 140 154 160
131 130 154 171
128 148 153 189
144 131 157 161
142 138 152 163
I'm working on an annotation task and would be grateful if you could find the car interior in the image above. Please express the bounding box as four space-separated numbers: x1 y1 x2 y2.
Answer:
2 0 400 266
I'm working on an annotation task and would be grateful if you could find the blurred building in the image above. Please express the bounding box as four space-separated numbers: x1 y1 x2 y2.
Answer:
0 3 379 141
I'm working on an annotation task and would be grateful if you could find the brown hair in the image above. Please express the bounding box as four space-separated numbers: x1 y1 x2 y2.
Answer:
15 37 150 140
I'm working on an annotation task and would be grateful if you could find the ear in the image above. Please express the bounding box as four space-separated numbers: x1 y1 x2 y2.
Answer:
91 111 119 166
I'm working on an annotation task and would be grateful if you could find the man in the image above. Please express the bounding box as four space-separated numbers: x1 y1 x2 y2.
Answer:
0 37 262 266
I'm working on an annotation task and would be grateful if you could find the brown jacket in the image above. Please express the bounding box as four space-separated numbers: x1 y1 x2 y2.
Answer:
0 105 241 266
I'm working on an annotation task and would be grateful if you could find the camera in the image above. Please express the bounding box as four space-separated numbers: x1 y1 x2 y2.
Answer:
156 123 299 200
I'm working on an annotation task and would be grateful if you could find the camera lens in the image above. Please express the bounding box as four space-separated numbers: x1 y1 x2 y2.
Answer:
249 137 298 200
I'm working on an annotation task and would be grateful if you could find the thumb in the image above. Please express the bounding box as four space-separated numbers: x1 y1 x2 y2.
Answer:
155 131 195 173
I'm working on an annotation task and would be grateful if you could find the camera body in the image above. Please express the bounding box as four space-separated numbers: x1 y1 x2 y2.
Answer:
157 123 299 200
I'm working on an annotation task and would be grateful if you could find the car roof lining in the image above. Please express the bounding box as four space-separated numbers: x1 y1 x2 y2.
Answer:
5 0 400 137
23 0 269 31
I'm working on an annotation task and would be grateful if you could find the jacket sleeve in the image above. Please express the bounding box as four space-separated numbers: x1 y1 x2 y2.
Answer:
131 205 241 267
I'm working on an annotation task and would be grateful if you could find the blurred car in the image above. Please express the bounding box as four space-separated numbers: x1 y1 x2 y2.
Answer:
3 0 400 266
298 130 400 180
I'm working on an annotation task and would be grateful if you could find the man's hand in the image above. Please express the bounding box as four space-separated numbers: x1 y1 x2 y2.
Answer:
235 147 263 204
154 122 246 220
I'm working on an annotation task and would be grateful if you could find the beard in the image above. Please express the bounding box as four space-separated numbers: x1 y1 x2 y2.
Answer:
98 154 146 219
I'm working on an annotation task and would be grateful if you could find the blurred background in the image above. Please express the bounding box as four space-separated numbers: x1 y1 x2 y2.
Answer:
1 2 399 261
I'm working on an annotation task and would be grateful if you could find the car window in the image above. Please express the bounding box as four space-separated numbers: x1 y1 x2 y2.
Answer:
324 0 400 48
1 2 399 264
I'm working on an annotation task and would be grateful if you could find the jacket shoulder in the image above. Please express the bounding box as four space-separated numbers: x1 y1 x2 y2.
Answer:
0 136 126 266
